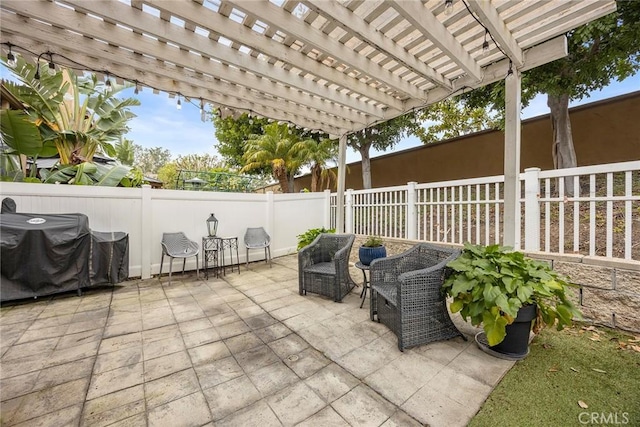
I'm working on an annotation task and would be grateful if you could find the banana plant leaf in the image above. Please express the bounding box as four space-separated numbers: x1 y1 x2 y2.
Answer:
41 164 77 184
1 110 45 157
94 163 130 186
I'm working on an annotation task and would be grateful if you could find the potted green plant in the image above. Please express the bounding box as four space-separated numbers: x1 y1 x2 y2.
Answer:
358 235 387 266
442 243 582 359
296 227 335 250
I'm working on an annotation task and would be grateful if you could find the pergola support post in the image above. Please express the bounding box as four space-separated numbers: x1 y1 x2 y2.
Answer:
503 68 521 249
336 134 348 233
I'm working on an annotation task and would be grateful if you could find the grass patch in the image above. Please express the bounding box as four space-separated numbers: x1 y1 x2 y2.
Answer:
469 324 640 427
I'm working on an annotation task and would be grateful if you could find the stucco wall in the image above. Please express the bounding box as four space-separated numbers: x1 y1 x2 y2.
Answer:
295 91 640 191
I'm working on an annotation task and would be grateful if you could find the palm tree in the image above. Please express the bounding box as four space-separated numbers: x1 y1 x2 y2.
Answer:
241 123 305 193
1 57 139 185
294 137 338 192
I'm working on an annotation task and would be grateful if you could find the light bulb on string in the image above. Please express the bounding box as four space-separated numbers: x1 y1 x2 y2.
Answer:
105 76 112 93
6 44 17 68
199 99 205 121
481 29 490 58
47 60 56 76
134 81 140 95
176 95 182 110
34 52 46 80
444 0 453 16
506 61 514 78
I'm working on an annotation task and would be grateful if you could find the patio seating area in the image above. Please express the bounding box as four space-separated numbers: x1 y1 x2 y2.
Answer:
0 255 514 427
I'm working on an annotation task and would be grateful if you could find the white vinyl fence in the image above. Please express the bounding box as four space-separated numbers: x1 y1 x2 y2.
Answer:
0 183 331 279
332 161 640 262
2 160 637 282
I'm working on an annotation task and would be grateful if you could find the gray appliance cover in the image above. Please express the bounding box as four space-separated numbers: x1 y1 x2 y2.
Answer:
90 231 129 286
1 213 90 301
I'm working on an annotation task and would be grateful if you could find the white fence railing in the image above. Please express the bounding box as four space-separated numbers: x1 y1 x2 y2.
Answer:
332 161 640 262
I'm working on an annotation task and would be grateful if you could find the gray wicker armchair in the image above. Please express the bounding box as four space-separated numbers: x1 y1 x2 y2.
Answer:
370 243 464 351
298 233 356 302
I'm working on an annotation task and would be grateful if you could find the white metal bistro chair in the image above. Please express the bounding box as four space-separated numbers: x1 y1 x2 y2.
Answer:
159 232 199 284
244 227 272 268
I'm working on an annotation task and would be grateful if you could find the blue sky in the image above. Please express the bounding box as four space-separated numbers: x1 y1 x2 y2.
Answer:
125 74 639 164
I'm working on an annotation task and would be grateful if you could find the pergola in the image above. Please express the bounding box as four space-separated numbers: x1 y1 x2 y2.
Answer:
1 0 616 245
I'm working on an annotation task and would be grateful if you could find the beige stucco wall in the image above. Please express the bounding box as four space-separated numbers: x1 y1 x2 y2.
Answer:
295 91 640 192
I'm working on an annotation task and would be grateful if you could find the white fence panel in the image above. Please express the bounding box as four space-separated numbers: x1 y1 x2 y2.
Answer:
535 161 640 260
1 182 328 279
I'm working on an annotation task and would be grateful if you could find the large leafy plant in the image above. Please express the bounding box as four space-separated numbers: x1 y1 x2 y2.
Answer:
1 56 139 185
442 243 581 346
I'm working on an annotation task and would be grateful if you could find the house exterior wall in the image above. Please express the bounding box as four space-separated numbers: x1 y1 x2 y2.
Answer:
295 91 640 191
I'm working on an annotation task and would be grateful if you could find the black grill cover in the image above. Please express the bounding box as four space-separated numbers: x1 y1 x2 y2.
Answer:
1 213 90 301
90 231 129 286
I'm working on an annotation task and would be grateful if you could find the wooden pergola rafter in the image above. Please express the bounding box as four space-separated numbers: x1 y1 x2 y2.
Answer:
0 0 617 241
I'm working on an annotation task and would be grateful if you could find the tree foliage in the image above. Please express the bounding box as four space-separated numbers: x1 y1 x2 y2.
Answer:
174 153 223 171
293 137 338 191
212 112 270 176
242 123 309 193
413 99 499 144
133 145 172 177
348 114 413 189
157 153 225 189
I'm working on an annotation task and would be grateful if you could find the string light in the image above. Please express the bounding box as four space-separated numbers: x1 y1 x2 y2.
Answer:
481 29 490 57
1 42 324 131
47 60 56 76
6 43 17 69
444 0 454 16
506 61 514 77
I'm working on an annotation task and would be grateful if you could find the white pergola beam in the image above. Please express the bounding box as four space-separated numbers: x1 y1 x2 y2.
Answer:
0 13 355 132
4 31 347 135
2 0 391 118
225 0 429 101
134 0 404 113
391 1 483 82
304 0 453 91
467 0 524 67
404 36 568 111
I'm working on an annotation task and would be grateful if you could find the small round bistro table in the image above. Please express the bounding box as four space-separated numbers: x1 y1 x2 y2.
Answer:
354 261 370 309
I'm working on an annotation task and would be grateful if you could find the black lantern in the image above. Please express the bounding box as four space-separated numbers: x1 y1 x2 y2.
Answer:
206 213 218 237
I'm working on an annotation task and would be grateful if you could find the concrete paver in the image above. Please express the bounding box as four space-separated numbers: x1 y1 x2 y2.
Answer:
0 254 513 426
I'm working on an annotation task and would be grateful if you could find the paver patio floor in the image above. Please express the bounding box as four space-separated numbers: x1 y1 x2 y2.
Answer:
0 255 514 426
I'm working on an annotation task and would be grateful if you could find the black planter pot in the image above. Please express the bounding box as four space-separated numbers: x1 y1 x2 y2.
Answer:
476 304 537 361
358 245 387 266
